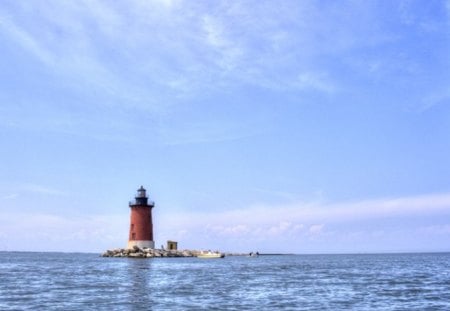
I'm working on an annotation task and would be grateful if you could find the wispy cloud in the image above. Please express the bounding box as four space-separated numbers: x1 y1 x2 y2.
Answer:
0 183 67 199
419 90 450 112
419 224 450 235
294 72 337 93
161 192 450 228
308 224 324 235
0 13 53 64
0 0 446 119
0 2 164 111
21 183 67 196
0 0 387 106
158 119 262 146
2 193 18 200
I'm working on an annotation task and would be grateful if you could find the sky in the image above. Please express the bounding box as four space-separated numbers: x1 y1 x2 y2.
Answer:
0 0 450 254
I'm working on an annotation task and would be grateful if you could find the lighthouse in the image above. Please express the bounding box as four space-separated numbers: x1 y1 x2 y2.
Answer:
127 186 155 249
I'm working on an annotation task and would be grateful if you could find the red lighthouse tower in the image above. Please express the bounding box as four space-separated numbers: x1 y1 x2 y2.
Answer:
127 186 155 249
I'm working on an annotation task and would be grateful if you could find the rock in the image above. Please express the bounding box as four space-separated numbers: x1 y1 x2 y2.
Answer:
182 251 192 257
133 245 141 252
102 247 223 258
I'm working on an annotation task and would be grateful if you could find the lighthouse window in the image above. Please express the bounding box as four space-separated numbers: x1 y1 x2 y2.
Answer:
131 233 136 240
131 224 134 230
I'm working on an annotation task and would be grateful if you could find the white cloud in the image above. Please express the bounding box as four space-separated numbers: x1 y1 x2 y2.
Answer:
202 15 227 49
1 192 450 252
2 193 18 200
0 212 127 252
174 192 450 227
419 224 450 235
295 72 336 93
154 192 450 245
0 183 67 198
0 14 53 65
157 119 261 146
21 183 67 196
207 224 251 237
308 224 324 235
420 90 450 112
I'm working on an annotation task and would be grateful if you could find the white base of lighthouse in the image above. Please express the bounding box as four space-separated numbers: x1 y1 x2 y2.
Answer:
127 240 155 249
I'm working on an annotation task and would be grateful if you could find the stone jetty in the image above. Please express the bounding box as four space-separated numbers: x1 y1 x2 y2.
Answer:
101 245 251 258
102 245 201 258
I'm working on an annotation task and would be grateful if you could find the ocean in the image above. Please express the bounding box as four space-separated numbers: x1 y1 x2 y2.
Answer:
0 252 449 310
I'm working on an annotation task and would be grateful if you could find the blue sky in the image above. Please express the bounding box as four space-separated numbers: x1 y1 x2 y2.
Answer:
1 0 450 253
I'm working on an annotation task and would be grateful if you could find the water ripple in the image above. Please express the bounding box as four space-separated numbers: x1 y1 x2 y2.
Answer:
0 252 449 310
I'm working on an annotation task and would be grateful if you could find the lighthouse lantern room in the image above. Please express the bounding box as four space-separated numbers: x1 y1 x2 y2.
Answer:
127 186 155 249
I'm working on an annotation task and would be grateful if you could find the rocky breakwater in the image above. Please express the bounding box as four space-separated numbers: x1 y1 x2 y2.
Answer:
102 246 199 258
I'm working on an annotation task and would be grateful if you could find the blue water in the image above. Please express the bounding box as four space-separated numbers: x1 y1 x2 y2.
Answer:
1 252 449 310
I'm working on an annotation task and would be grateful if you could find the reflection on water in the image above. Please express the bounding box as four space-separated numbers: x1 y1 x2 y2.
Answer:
125 259 154 307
